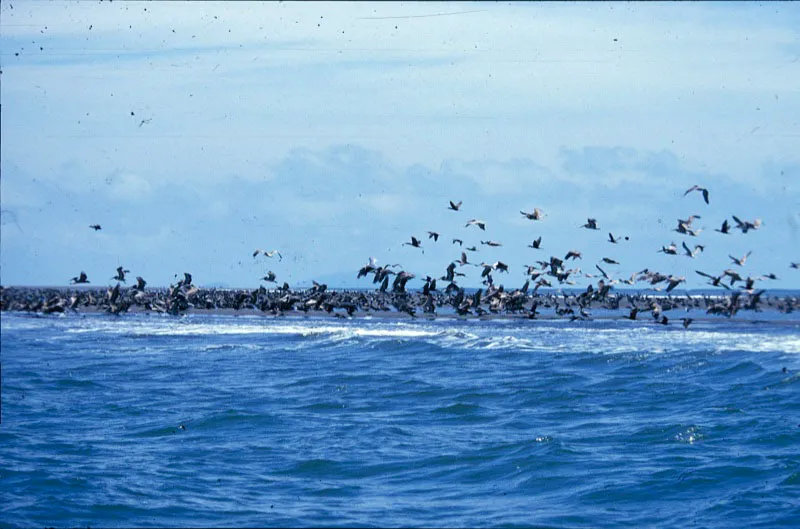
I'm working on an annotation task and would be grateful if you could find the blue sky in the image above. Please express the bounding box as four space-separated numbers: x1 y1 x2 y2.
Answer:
1 1 798 289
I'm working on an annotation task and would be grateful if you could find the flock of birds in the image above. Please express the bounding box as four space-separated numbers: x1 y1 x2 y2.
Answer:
1 184 798 322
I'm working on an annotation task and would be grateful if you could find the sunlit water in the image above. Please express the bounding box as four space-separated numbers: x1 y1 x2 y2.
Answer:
2 312 799 528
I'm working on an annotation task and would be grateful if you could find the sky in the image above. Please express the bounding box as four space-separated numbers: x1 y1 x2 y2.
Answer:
1 1 799 290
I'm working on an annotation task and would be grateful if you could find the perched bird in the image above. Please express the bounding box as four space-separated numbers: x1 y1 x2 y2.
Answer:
133 276 147 291
465 219 486 230
448 200 463 211
69 271 90 284
684 185 710 204
89 224 102 231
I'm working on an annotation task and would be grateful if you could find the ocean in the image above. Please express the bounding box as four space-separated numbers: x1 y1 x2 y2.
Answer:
1 312 799 528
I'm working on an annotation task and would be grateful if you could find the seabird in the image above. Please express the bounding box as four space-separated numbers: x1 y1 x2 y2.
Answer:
448 200 463 211
481 240 502 247
520 208 544 220
133 276 147 291
452 238 463 246
684 185 710 204
729 251 752 266
528 236 542 250
112 266 130 282
261 271 277 283
582 218 599 230
732 215 762 234
715 219 731 234
427 231 440 242
89 224 102 231
601 257 619 265
403 236 423 249
564 250 582 261
69 271 90 284
465 219 486 230
681 241 704 258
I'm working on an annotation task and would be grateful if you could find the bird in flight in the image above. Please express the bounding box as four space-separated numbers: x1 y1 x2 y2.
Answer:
729 251 752 266
582 218 599 230
89 224 102 231
448 200 463 211
112 266 130 282
403 236 423 249
465 219 486 230
684 185 710 204
715 219 731 234
520 208 543 221
528 236 542 249
70 271 90 284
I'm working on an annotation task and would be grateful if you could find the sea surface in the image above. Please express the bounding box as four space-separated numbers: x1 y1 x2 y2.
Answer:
1 312 799 528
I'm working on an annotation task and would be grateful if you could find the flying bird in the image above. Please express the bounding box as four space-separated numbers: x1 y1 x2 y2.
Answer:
112 266 130 282
261 271 277 283
481 240 502 247
528 236 542 249
403 236 423 249
465 219 486 230
729 251 752 266
732 216 762 234
69 271 90 284
715 219 731 234
427 231 440 242
520 208 544 220
448 200 463 211
684 185 710 204
582 218 599 230
89 224 102 231
452 238 463 246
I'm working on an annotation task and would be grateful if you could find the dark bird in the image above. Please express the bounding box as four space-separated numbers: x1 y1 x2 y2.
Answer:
732 215 762 234
682 318 693 328
448 200 463 211
89 224 102 231
465 219 486 230
601 257 619 265
528 236 542 249
134 276 147 291
791 262 800 269
261 271 277 283
112 266 130 282
715 219 731 234
582 218 599 230
520 208 543 220
427 231 440 242
684 185 710 204
658 242 678 255
69 271 90 284
403 236 423 249
564 250 582 261
481 240 502 247
452 238 463 246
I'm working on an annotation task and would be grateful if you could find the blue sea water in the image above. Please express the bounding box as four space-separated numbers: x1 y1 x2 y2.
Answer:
1 312 799 528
